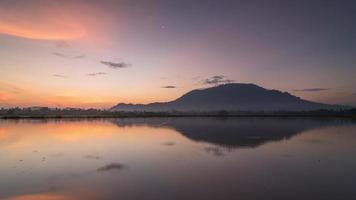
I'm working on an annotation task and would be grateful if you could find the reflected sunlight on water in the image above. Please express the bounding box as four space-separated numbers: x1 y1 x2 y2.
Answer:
0 118 355 200
3 193 77 200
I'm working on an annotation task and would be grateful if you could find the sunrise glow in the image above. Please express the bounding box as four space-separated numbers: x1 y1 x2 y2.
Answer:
0 0 355 109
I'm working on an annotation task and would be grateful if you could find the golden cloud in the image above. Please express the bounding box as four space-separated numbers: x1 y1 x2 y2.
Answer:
0 1 89 40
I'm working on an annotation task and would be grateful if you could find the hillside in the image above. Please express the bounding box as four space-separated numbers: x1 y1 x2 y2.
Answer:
111 83 343 112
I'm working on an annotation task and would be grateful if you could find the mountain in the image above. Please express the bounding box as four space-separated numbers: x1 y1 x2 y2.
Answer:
111 83 344 112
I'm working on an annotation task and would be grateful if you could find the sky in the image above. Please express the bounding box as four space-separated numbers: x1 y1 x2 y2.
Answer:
0 0 355 108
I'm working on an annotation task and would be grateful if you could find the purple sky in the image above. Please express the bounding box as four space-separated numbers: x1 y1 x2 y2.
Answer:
0 0 355 108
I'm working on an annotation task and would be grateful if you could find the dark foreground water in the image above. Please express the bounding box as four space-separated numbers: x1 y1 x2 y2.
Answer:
0 118 356 200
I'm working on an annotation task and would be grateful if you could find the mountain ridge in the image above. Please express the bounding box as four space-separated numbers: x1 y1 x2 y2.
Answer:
111 83 344 112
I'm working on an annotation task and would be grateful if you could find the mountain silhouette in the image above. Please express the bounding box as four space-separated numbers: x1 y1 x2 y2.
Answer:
111 83 343 112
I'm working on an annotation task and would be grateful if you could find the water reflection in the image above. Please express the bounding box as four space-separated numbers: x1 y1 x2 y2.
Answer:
0 118 355 200
111 118 350 148
3 193 76 200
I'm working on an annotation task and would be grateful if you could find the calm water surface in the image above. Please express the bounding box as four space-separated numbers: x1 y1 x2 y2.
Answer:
0 118 355 200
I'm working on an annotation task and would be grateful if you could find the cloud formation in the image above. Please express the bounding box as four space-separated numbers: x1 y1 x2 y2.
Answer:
161 85 176 89
52 52 85 59
0 1 87 40
87 72 106 76
52 52 67 57
84 155 102 160
97 163 127 172
162 141 176 146
294 88 331 92
73 55 85 59
53 74 67 78
203 75 234 85
100 61 131 69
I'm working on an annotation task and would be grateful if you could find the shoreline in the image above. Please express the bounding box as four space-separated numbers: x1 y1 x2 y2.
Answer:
1 114 356 119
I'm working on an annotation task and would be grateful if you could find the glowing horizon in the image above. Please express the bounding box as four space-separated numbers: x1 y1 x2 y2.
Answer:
0 0 355 108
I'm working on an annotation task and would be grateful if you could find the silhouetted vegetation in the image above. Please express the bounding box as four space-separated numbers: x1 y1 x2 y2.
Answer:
0 107 355 119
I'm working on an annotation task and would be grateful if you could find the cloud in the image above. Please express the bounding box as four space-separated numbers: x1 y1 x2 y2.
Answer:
87 72 106 76
97 163 127 172
53 74 67 78
52 52 85 59
203 75 234 85
0 1 87 40
84 155 102 160
293 88 331 92
161 85 176 89
100 61 131 69
162 141 176 146
52 52 67 57
353 93 356 96
73 55 85 59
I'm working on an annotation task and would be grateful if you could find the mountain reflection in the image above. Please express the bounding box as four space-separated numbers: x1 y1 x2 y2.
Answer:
1 118 356 200
111 117 351 148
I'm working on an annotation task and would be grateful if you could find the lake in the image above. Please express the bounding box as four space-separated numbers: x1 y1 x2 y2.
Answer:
0 118 356 200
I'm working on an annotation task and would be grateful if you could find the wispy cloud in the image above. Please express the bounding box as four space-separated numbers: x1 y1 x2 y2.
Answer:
97 163 127 172
53 74 67 78
73 55 85 59
203 75 234 85
293 88 331 92
0 1 87 40
52 52 67 57
162 141 176 146
161 85 176 89
52 52 85 59
84 155 102 160
87 72 106 76
100 61 131 69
